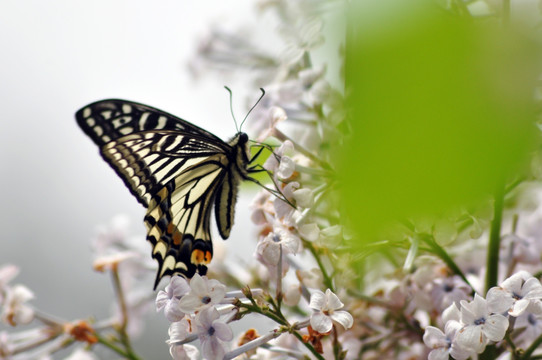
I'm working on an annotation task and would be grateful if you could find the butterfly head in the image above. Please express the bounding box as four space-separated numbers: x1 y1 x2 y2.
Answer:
228 132 251 174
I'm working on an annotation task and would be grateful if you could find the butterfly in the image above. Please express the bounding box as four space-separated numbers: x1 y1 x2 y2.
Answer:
76 95 268 289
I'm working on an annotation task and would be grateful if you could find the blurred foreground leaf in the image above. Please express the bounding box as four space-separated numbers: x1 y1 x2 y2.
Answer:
339 1 540 247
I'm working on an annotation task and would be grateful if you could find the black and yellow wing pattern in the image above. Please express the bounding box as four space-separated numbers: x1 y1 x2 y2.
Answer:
76 99 250 288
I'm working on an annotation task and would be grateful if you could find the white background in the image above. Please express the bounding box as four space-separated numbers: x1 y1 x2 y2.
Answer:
0 1 265 358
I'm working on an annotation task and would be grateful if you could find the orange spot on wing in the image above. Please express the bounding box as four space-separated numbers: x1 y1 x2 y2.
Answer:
172 231 183 245
191 249 213 265
167 223 183 245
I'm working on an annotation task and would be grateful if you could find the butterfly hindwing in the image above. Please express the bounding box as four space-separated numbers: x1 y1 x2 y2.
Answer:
76 99 251 289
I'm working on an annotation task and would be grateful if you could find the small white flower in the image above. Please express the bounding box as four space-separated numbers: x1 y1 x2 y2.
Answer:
156 276 191 322
276 156 295 179
263 141 295 179
292 188 313 208
195 307 233 360
297 268 324 289
169 344 200 360
178 274 226 314
255 106 288 142
92 251 139 272
319 225 343 245
423 322 473 360
1 285 34 326
501 234 540 264
255 251 290 280
309 289 353 333
456 294 509 353
487 271 542 317
442 302 462 323
430 275 472 311
250 190 273 225
167 318 193 345
256 224 301 266
0 264 19 305
273 182 300 223
298 223 320 242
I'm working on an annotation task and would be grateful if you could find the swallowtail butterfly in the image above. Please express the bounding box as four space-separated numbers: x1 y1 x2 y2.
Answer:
76 98 258 289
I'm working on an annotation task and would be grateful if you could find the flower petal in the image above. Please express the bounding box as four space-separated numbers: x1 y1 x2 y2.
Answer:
509 298 530 317
164 301 185 322
330 310 353 330
456 325 486 353
212 321 233 342
155 290 169 312
201 336 226 360
170 276 191 298
309 290 325 310
484 314 509 342
178 294 202 314
428 348 450 360
423 326 447 348
189 274 206 296
310 312 332 333
524 277 542 299
325 289 344 310
168 320 190 343
486 287 514 314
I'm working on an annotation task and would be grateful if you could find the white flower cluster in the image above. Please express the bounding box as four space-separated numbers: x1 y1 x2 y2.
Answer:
424 271 542 359
157 274 232 360
156 273 353 359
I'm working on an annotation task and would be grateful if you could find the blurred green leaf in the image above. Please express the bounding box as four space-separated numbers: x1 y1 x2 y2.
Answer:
339 1 540 246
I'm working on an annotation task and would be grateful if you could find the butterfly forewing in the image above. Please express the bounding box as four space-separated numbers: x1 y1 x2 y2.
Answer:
76 99 250 289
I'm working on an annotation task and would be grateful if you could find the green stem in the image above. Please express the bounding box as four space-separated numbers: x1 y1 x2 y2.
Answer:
305 241 334 292
96 333 142 360
239 302 287 326
480 345 496 360
291 331 326 360
486 182 505 294
111 267 138 359
238 302 324 359
419 234 474 294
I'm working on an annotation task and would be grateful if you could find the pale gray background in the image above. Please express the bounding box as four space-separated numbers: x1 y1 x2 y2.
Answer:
0 1 265 358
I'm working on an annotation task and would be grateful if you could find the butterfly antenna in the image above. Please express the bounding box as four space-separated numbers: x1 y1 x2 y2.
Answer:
239 88 265 131
224 86 239 132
